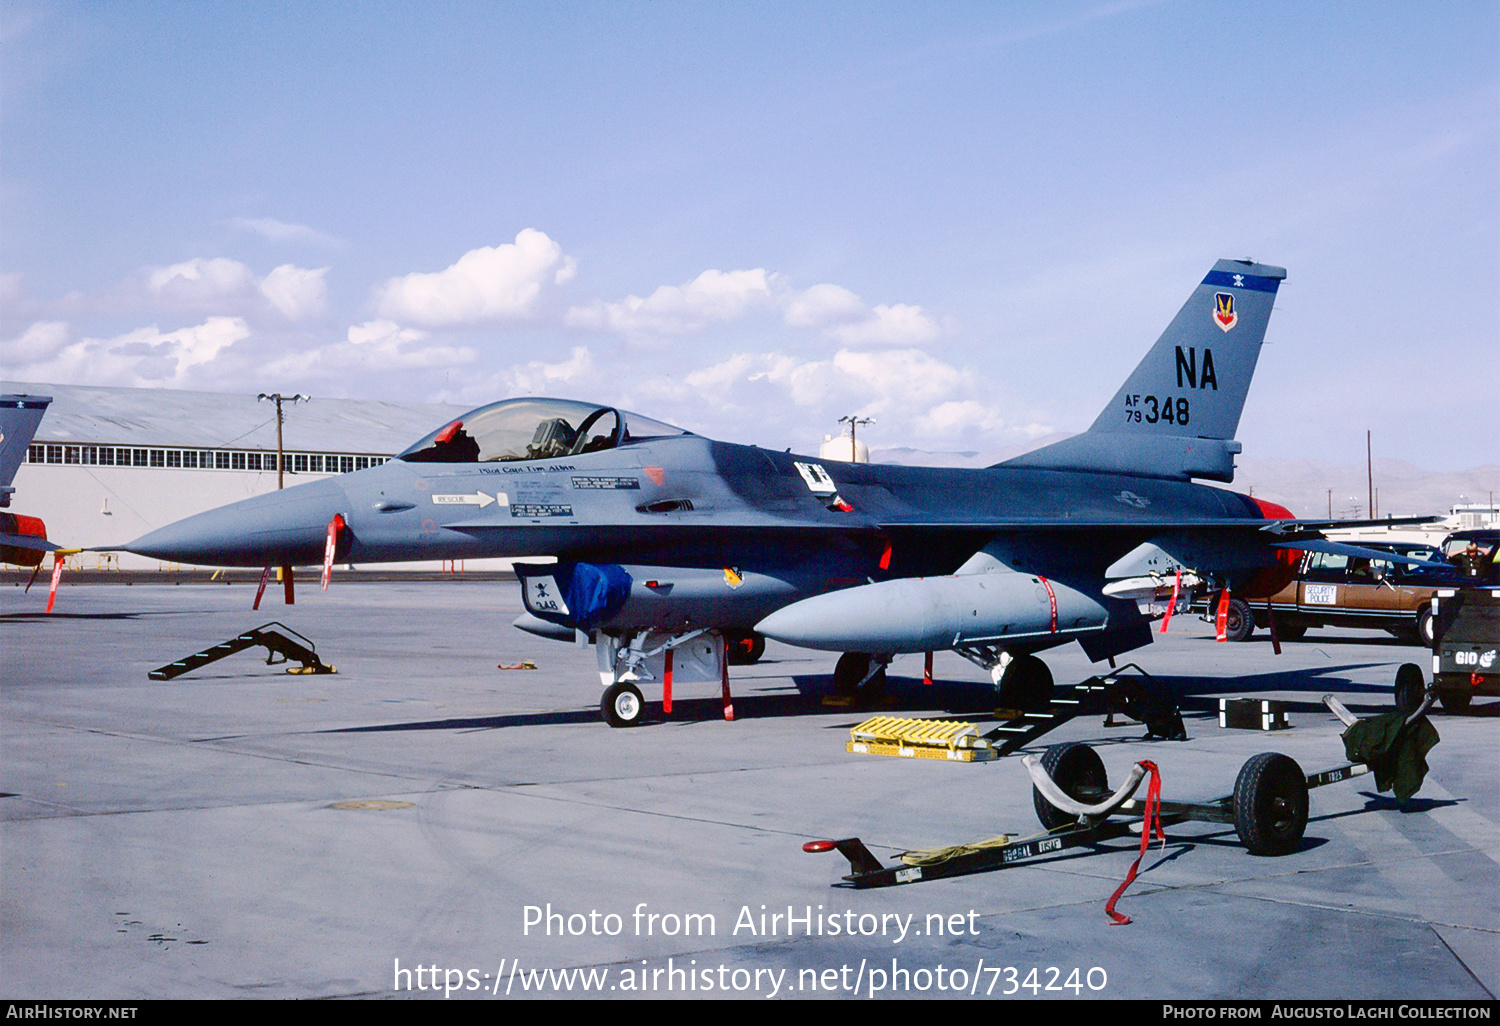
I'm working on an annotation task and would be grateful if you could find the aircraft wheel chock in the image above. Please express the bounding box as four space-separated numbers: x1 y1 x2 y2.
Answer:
601 681 645 728
1233 752 1308 856
1032 742 1108 832
997 654 1054 711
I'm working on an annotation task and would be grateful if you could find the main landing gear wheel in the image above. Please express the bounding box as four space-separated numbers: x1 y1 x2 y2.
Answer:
996 654 1054 711
1233 752 1308 856
832 652 885 696
1224 598 1254 642
601 681 645 728
1394 663 1425 717
726 631 766 666
1032 742 1109 832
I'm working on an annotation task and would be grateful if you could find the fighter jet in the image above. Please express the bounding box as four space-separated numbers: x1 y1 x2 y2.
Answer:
126 259 1369 726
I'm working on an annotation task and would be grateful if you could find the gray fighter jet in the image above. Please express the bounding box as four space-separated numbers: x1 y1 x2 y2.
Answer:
126 259 1367 725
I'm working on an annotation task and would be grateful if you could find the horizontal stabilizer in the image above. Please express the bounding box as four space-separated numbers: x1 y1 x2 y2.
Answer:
1271 538 1448 569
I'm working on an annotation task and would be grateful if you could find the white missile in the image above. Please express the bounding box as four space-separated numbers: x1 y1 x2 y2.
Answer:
1101 571 1204 601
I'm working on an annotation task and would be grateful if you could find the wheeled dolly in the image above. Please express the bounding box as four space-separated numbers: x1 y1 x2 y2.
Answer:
807 694 1431 889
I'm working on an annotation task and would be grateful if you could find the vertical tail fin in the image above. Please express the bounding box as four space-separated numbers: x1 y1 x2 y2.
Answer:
1001 259 1284 482
0 395 52 507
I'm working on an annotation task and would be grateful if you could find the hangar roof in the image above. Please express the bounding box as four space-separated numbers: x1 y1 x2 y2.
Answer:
1 381 468 454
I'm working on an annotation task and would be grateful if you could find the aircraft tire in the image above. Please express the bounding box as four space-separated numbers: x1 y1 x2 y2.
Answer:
601 681 645 728
1394 663 1425 717
833 652 871 693
1224 598 1254 642
1032 742 1108 832
997 654 1054 711
1438 688 1471 714
726 631 766 666
1233 752 1308 856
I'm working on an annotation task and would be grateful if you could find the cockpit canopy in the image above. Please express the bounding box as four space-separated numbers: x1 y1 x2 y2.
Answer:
398 397 690 464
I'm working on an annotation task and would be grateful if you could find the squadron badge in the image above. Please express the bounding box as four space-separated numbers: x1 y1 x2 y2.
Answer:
1213 292 1238 332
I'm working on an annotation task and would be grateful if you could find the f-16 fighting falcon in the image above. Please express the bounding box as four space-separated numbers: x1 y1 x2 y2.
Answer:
127 259 1407 726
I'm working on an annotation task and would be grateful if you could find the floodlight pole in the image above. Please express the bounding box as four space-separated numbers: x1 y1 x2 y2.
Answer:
258 393 309 489
838 415 875 463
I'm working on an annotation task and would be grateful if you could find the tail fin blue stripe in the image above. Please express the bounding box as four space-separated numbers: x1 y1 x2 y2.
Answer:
1202 270 1281 293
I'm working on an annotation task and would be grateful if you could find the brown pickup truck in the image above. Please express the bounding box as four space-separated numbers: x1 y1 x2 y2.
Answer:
1222 531 1497 644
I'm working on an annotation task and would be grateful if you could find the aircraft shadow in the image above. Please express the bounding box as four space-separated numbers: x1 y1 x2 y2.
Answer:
0 611 165 621
316 663 1493 733
326 709 606 733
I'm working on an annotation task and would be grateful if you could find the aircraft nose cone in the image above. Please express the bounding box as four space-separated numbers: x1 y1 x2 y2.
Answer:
124 478 349 568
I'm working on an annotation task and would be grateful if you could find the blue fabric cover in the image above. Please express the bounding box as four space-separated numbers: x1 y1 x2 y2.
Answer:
562 562 633 631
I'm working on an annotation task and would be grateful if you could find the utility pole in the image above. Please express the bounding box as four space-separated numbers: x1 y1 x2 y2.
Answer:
1367 429 1373 522
837 415 875 463
258 393 308 489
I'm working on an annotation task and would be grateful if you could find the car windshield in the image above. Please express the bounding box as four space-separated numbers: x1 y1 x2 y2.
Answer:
398 397 690 464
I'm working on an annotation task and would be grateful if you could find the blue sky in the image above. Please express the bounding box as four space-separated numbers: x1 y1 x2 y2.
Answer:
3 1 1496 468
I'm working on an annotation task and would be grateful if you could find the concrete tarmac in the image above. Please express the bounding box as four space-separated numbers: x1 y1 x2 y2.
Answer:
2 579 1496 1000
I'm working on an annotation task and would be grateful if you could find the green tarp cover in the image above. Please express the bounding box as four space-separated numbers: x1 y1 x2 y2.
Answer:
1341 712 1439 801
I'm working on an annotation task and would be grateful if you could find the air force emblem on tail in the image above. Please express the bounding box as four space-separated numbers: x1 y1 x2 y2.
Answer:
1213 292 1238 332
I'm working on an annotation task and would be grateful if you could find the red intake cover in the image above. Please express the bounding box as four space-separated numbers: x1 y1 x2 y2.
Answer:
1242 498 1299 597
0 513 49 568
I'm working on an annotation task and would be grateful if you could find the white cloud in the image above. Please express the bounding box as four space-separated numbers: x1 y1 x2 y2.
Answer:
567 268 777 338
261 320 478 380
649 345 1049 452
140 257 328 320
0 319 71 366
259 264 329 320
347 319 427 348
503 346 596 394
827 303 942 347
147 257 257 303
782 283 865 328
372 229 577 326
569 270 944 350
2 317 251 387
226 217 340 247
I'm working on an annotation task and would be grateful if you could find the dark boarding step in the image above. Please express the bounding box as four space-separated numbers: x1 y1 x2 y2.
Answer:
149 622 336 680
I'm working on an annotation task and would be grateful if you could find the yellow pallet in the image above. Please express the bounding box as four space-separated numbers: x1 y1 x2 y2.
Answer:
846 716 999 762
